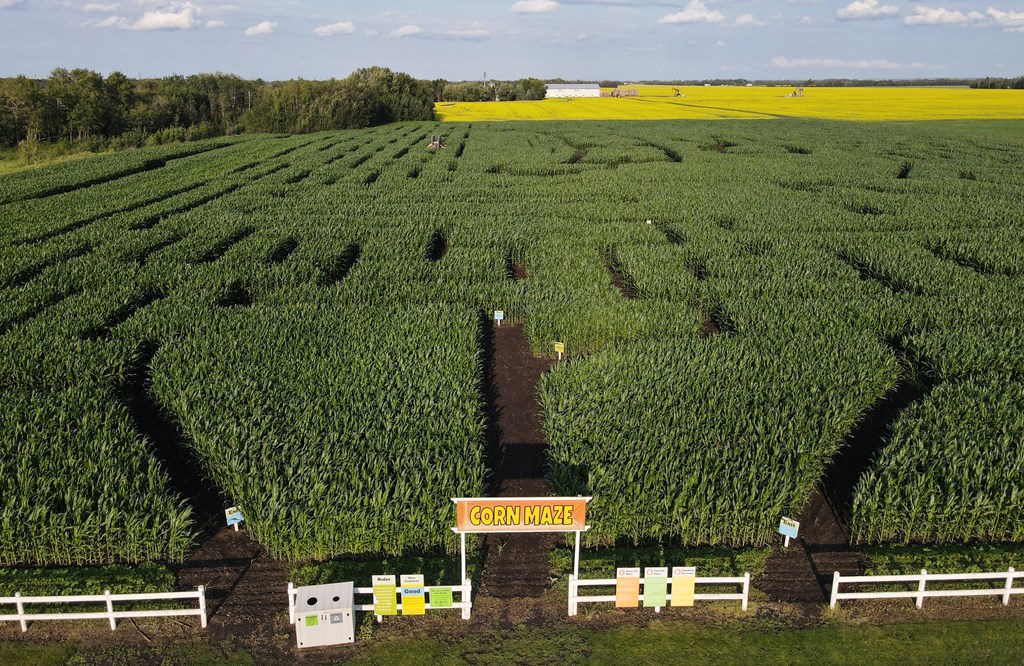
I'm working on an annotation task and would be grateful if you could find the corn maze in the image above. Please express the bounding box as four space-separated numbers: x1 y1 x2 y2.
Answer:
1 119 1022 568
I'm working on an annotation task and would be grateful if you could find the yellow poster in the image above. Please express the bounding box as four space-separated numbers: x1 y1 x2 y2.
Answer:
615 567 640 608
671 566 696 607
372 575 397 616
400 574 426 616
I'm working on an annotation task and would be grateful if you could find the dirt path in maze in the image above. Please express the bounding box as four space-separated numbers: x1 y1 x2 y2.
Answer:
479 322 558 598
755 376 933 617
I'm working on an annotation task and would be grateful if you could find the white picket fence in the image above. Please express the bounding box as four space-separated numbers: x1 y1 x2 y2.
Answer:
0 586 207 632
568 573 749 616
830 568 1022 609
287 580 473 622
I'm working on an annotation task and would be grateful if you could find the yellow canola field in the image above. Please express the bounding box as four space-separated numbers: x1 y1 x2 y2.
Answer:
435 86 1024 122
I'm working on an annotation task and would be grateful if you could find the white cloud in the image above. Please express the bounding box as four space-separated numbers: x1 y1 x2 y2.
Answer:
205 19 224 27
796 15 813 24
244 20 276 36
733 14 764 26
440 25 490 39
657 1 725 25
218 3 239 10
714 39 726 46
89 14 128 27
987 7 1024 32
904 6 984 26
314 21 355 37
364 28 379 36
83 3 119 12
390 24 422 38
512 0 559 13
0 0 27 8
130 2 201 30
837 1 898 21
771 56 924 70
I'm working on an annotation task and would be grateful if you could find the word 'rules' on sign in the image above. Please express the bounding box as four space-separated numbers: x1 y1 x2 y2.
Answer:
452 497 590 533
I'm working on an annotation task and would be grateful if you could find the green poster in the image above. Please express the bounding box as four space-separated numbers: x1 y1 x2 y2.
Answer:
643 567 668 607
430 587 453 608
372 575 398 616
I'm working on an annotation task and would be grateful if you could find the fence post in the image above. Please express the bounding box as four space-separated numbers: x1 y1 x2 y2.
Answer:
104 589 117 631
830 571 840 609
14 592 27 633
462 579 472 620
287 582 296 624
568 574 577 617
741 572 750 612
198 585 208 628
1004 568 1016 606
916 570 927 609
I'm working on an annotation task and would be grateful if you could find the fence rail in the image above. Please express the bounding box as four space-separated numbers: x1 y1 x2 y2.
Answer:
830 568 1022 609
0 587 207 632
568 573 749 616
288 580 473 622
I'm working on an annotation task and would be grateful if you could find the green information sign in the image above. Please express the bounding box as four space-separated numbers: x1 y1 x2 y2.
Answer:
643 567 668 607
372 575 398 616
304 615 319 627
430 586 453 608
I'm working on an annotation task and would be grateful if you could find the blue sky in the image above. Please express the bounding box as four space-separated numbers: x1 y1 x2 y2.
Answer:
1 1 1021 80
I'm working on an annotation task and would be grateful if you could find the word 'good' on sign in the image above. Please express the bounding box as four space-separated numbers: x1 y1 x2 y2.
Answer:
616 568 641 608
400 574 425 616
671 566 696 607
453 497 589 533
371 575 397 616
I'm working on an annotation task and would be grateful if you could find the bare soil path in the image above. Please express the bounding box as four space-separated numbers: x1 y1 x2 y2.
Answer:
756 372 935 616
479 323 557 598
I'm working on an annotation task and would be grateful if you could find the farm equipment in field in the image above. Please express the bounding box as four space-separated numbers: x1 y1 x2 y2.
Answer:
428 135 445 151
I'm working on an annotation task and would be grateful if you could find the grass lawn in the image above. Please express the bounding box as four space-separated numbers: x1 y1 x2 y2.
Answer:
5 617 1021 665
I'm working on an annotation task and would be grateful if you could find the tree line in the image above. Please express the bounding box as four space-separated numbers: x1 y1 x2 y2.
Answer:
0 67 436 151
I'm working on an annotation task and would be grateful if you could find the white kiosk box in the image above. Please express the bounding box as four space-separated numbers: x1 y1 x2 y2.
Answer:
293 581 355 648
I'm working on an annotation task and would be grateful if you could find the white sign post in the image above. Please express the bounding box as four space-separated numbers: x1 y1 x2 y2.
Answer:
494 310 505 326
778 517 800 548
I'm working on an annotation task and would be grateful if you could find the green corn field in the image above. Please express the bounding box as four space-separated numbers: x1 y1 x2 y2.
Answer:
0 118 1021 565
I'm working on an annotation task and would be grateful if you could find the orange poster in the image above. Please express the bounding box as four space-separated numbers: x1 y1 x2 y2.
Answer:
615 568 641 608
453 497 589 533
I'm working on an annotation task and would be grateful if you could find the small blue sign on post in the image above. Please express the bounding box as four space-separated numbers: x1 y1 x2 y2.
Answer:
226 506 245 531
778 517 799 547
494 310 505 325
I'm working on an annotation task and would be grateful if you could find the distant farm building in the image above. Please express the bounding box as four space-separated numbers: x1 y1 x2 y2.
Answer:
546 83 601 99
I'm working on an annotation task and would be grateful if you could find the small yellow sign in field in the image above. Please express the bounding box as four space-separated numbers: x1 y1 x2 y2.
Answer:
435 86 1024 122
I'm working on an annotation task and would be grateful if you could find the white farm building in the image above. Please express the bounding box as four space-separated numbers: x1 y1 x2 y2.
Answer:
546 83 601 99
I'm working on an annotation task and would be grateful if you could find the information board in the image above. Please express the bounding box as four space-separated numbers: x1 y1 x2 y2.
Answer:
671 566 696 607
643 567 668 607
400 574 425 616
615 568 641 608
372 575 397 616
